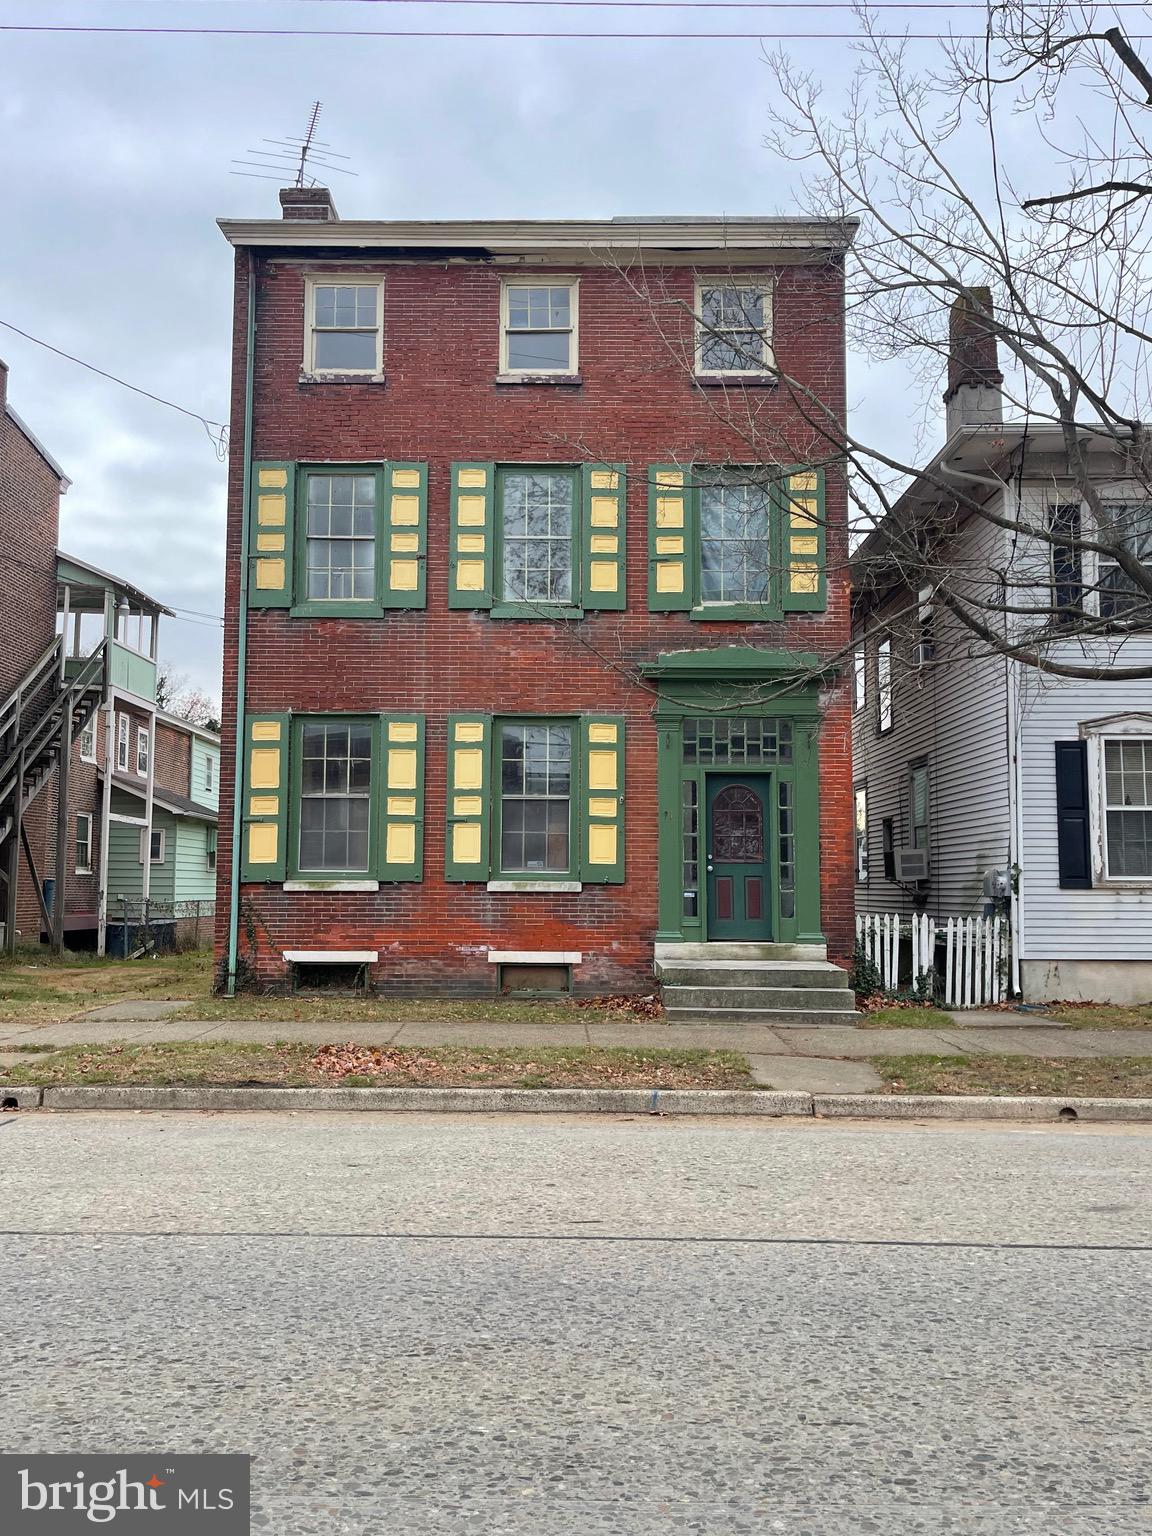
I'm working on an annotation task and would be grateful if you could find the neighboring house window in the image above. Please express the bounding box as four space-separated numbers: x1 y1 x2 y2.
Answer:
204 754 214 794
139 828 165 864
116 713 129 771
881 817 896 880
305 279 383 375
298 720 373 874
75 813 92 874
854 786 869 883
498 467 576 606
305 472 377 602
853 647 866 713
79 720 96 763
877 639 893 733
500 282 578 375
698 470 772 605
499 721 572 875
696 281 773 374
910 762 930 850
1102 736 1152 878
1098 503 1152 620
915 586 936 667
206 826 218 873
1049 502 1083 622
136 727 149 777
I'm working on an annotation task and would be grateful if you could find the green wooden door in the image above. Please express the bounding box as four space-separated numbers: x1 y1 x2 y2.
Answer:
705 774 772 940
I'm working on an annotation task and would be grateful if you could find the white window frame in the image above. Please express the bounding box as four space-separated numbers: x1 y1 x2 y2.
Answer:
206 825 218 872
75 812 93 875
116 713 129 772
136 726 150 777
79 720 96 763
1093 498 1152 623
854 785 869 883
499 278 579 378
139 827 166 865
1083 713 1152 886
694 277 774 377
877 639 893 734
302 275 385 379
852 647 866 713
205 753 215 793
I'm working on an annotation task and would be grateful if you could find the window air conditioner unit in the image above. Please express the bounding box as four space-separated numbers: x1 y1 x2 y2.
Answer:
895 847 930 882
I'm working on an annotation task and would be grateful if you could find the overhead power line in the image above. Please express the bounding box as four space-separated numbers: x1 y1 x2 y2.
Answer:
285 0 1150 6
4 22 1121 38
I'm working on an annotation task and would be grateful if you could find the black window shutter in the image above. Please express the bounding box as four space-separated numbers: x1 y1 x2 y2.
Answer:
1055 741 1092 889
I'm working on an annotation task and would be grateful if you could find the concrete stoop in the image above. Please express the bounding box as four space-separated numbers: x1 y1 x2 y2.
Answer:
655 942 857 1027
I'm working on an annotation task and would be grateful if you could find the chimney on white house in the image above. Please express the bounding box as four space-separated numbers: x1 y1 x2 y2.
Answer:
279 186 339 222
943 287 1003 437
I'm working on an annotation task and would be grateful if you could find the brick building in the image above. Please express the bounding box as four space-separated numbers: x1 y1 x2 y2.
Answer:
215 194 858 1010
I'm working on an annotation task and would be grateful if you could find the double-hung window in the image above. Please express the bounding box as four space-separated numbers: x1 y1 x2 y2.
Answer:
136 727 150 777
79 720 96 762
297 720 374 876
116 713 129 771
910 762 930 850
206 826 218 873
140 828 165 864
75 813 92 875
853 648 867 713
498 467 577 608
1098 503 1152 621
854 786 869 882
697 470 773 606
305 472 378 603
696 281 773 375
305 279 383 376
1103 736 1152 877
877 640 893 733
501 282 578 376
499 722 573 874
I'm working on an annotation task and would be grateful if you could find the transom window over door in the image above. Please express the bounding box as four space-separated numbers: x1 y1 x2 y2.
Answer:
307 281 382 374
502 283 577 374
696 283 772 373
500 723 572 873
699 472 772 604
1104 737 1152 876
500 469 575 604
299 721 373 873
306 474 376 601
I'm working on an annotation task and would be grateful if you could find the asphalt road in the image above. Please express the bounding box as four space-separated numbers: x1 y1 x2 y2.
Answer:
2 1110 1150 1533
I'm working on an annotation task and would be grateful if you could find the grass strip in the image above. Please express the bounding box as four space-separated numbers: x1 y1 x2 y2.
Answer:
873 1053 1152 1097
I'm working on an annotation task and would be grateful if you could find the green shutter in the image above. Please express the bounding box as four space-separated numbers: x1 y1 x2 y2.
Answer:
249 463 295 608
449 463 495 609
581 463 627 611
647 465 692 611
377 713 424 880
445 714 492 880
780 466 827 612
240 712 291 881
579 716 625 884
382 462 427 609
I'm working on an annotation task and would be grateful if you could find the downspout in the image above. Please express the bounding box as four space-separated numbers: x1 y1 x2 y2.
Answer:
225 249 256 996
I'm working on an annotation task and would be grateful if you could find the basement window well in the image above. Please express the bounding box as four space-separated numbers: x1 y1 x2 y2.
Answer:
499 962 573 996
283 949 376 994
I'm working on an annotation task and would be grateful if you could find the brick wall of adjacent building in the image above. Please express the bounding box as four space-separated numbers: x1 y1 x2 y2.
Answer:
215 251 855 992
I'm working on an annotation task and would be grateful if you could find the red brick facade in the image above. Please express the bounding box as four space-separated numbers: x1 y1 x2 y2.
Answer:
215 227 855 992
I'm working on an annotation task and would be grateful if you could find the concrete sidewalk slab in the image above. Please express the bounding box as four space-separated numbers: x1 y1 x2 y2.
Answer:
195 1023 406 1046
393 1022 590 1047
937 1027 1128 1058
942 1009 1065 1029
747 1055 883 1092
778 1026 963 1057
585 1023 794 1053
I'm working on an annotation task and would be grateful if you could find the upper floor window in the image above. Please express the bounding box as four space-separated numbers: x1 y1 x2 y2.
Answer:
79 720 96 763
877 639 893 733
1049 502 1083 622
116 713 129 772
75 813 93 875
206 826 218 873
854 785 868 882
306 473 377 602
910 761 930 849
1099 503 1152 621
698 471 773 605
499 468 576 605
304 279 383 376
853 648 866 713
204 753 214 794
696 281 773 375
136 727 150 777
500 282 578 375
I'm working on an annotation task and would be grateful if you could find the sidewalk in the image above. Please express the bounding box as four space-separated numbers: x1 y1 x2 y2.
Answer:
3 1004 1151 1098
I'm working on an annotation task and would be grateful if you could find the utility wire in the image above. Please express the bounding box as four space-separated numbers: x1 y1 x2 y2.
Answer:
5 22 1119 39
0 318 229 457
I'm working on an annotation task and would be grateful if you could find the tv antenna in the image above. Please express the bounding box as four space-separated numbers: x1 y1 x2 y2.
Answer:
231 101 356 187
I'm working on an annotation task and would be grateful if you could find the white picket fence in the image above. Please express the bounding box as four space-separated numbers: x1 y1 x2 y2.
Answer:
855 912 1009 1006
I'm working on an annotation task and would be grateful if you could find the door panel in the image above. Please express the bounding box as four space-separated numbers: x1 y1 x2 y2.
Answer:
706 775 772 940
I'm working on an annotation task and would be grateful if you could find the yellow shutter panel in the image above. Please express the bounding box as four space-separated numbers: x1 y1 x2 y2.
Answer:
579 716 625 883
241 714 290 880
449 464 495 608
445 715 492 879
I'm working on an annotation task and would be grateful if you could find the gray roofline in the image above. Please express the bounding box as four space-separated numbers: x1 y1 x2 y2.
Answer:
5 405 70 489
56 550 175 616
155 707 221 745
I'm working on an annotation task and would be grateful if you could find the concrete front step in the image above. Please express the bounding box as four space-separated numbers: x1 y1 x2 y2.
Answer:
657 962 851 990
664 984 856 1012
655 941 828 963
665 1006 862 1027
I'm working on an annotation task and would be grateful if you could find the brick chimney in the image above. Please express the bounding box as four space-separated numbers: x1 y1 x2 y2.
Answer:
943 288 1003 437
279 185 339 222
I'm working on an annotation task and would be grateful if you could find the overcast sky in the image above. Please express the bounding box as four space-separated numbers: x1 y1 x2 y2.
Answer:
2 0 934 698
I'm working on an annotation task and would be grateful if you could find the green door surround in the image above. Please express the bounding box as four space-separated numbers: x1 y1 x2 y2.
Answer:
642 648 834 947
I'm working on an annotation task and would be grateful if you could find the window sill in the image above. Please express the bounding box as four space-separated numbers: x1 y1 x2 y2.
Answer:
289 601 386 620
490 603 584 621
690 603 782 622
283 879 380 893
694 373 777 388
494 373 583 386
488 948 583 962
486 879 583 894
298 371 386 386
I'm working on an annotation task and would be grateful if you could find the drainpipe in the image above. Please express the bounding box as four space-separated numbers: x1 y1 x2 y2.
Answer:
225 250 256 996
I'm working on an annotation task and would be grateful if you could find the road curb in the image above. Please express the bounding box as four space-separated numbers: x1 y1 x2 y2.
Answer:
1 1084 1150 1121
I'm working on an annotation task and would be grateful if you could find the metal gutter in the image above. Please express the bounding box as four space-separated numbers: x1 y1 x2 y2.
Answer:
225 251 256 997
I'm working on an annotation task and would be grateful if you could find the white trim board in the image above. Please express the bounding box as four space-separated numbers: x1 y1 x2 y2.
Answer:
487 950 583 965
283 950 378 964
